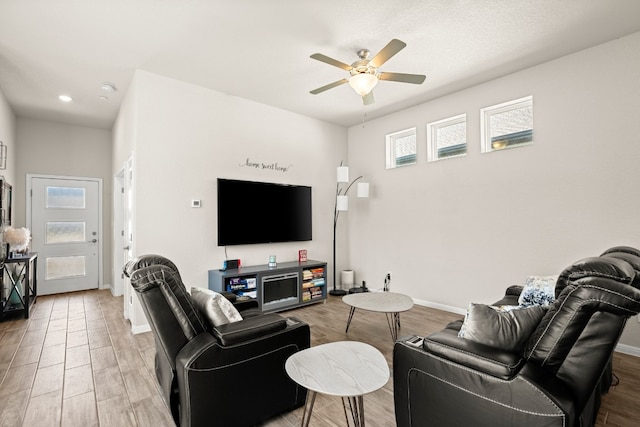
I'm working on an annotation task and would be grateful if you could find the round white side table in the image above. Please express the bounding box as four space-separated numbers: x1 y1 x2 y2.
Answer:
285 341 389 426
342 292 414 341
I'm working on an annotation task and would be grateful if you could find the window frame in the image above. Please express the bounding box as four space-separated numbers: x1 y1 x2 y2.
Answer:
480 95 533 153
385 127 417 169
426 113 467 162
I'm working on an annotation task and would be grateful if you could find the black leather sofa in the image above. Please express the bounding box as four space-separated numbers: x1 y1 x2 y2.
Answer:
393 246 640 427
124 255 310 427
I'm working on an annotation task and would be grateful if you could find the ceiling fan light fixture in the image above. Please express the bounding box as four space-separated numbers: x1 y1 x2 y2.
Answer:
348 73 378 96
310 39 422 103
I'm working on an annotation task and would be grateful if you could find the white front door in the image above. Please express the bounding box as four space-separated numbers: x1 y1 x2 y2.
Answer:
122 157 136 322
116 156 135 319
29 176 102 295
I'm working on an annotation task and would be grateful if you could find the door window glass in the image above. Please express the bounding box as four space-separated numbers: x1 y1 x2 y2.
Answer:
46 186 86 209
45 222 86 244
46 256 86 280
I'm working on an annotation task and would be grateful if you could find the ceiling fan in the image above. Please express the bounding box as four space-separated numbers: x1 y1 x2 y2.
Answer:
309 39 426 105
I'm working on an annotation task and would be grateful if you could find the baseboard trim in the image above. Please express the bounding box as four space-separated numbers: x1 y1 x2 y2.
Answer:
615 343 640 357
412 298 466 316
131 324 151 335
413 298 640 357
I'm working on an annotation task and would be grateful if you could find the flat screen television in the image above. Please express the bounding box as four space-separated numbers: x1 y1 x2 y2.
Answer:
217 178 312 246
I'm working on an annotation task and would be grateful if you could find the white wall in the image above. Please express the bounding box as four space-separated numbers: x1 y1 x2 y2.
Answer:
112 75 143 328
15 118 113 287
113 71 347 329
112 75 139 175
347 32 640 348
0 88 16 209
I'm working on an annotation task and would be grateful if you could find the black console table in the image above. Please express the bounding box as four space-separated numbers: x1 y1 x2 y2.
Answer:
1 253 38 320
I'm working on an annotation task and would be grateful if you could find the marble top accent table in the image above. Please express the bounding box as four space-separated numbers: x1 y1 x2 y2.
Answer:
285 341 389 427
342 291 414 341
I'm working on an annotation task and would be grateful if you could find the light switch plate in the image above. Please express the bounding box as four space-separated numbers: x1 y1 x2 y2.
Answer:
191 200 201 208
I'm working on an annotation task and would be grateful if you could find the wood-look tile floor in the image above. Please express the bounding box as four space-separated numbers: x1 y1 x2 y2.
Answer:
0 290 638 426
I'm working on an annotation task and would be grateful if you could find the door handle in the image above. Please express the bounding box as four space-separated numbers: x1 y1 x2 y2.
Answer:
88 239 97 243
123 245 131 250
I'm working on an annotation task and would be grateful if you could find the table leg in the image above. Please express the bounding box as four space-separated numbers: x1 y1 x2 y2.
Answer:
300 390 317 427
342 396 366 427
385 312 401 341
24 261 30 319
32 257 37 306
345 306 356 333
342 396 350 425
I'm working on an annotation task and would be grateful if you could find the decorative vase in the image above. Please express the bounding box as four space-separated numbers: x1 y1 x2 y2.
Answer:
8 280 24 308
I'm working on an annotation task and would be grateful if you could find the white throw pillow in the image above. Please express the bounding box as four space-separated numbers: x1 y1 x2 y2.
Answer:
518 275 558 307
191 287 243 327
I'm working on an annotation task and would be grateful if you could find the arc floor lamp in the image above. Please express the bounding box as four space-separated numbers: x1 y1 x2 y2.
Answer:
331 162 369 296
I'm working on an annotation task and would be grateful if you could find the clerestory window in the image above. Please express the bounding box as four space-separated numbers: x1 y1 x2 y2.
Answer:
481 96 533 153
385 127 417 169
427 114 467 162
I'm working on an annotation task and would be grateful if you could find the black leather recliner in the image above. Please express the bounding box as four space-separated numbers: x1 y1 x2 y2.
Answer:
124 255 310 427
393 246 640 427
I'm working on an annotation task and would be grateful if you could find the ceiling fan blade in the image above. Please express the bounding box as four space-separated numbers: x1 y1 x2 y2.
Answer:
378 72 426 84
310 53 352 71
369 39 407 68
362 91 375 105
310 78 349 94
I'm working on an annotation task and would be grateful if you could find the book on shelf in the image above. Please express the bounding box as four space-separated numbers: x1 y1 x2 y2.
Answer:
302 278 325 289
237 290 257 298
227 282 257 291
227 277 257 288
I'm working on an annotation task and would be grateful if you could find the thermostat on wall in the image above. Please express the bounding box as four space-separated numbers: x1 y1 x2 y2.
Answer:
191 200 201 208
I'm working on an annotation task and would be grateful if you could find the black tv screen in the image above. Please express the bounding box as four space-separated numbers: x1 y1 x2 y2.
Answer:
217 178 312 246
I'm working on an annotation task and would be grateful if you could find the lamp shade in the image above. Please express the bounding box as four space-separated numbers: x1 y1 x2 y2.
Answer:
337 166 349 183
348 73 379 96
357 182 369 198
336 195 349 211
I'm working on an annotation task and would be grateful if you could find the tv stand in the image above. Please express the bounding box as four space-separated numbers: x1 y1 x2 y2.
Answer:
208 260 327 313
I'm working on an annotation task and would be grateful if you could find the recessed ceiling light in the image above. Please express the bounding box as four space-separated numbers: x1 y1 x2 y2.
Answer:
99 95 109 101
58 94 73 102
101 82 117 92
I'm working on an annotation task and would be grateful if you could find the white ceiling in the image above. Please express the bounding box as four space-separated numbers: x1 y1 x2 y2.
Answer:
1 0 640 130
